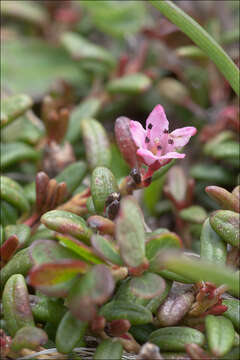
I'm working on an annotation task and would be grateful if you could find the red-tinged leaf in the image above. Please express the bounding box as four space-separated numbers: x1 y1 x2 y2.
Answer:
114 116 139 168
0 235 19 262
87 215 115 235
29 239 79 266
68 265 114 321
164 166 188 207
11 326 48 352
29 259 88 287
206 186 239 212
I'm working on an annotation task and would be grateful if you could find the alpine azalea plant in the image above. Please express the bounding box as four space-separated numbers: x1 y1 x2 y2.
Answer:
129 105 197 178
1 1 239 359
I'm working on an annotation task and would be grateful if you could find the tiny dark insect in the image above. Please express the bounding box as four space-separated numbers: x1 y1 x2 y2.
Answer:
130 168 141 185
106 200 120 220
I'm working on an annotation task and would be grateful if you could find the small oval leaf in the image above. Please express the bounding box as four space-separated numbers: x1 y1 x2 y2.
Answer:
11 326 48 352
91 167 119 213
205 315 235 357
210 210 239 247
116 196 146 268
149 326 205 352
2 274 34 336
91 233 124 266
107 73 151 95
130 272 166 299
99 301 153 325
200 218 227 264
82 119 111 170
41 210 92 244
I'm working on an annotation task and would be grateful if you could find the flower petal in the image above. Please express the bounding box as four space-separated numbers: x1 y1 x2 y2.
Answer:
159 151 186 160
169 127 197 148
137 148 159 166
129 120 146 148
146 104 169 144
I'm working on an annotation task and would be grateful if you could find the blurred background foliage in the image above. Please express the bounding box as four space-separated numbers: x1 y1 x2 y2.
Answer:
1 0 239 231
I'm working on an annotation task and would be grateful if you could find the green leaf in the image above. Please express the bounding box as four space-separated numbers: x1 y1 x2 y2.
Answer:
157 250 239 296
41 210 92 244
222 299 240 332
30 294 66 325
2 274 34 336
106 73 152 95
200 218 227 264
179 206 208 224
11 326 48 352
130 272 166 299
82 119 111 170
0 248 33 286
55 311 87 354
208 141 240 160
66 97 102 144
110 143 130 180
143 176 165 215
149 0 240 95
210 210 239 247
146 231 182 262
2 112 44 145
99 301 153 325
152 159 177 182
190 164 235 185
149 326 205 352
1 0 48 26
29 239 80 266
1 94 33 127
57 234 103 264
81 0 147 38
0 200 18 227
61 32 116 68
91 167 119 213
93 339 123 360
116 196 146 268
1 38 87 98
0 176 30 213
4 224 31 249
1 142 39 169
91 233 124 266
205 315 235 357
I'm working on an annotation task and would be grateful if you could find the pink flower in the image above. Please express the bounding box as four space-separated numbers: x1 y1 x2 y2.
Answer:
129 104 197 173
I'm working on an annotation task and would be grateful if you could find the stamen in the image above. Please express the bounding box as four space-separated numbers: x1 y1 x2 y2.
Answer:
163 129 168 134
148 123 153 129
145 136 150 143
168 139 174 144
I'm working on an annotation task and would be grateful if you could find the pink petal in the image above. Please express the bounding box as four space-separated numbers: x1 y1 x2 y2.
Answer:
169 127 197 148
137 148 159 166
146 105 169 144
159 151 186 160
129 120 146 148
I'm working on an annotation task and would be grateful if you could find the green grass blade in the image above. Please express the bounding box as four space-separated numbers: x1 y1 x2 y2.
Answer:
149 0 240 96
